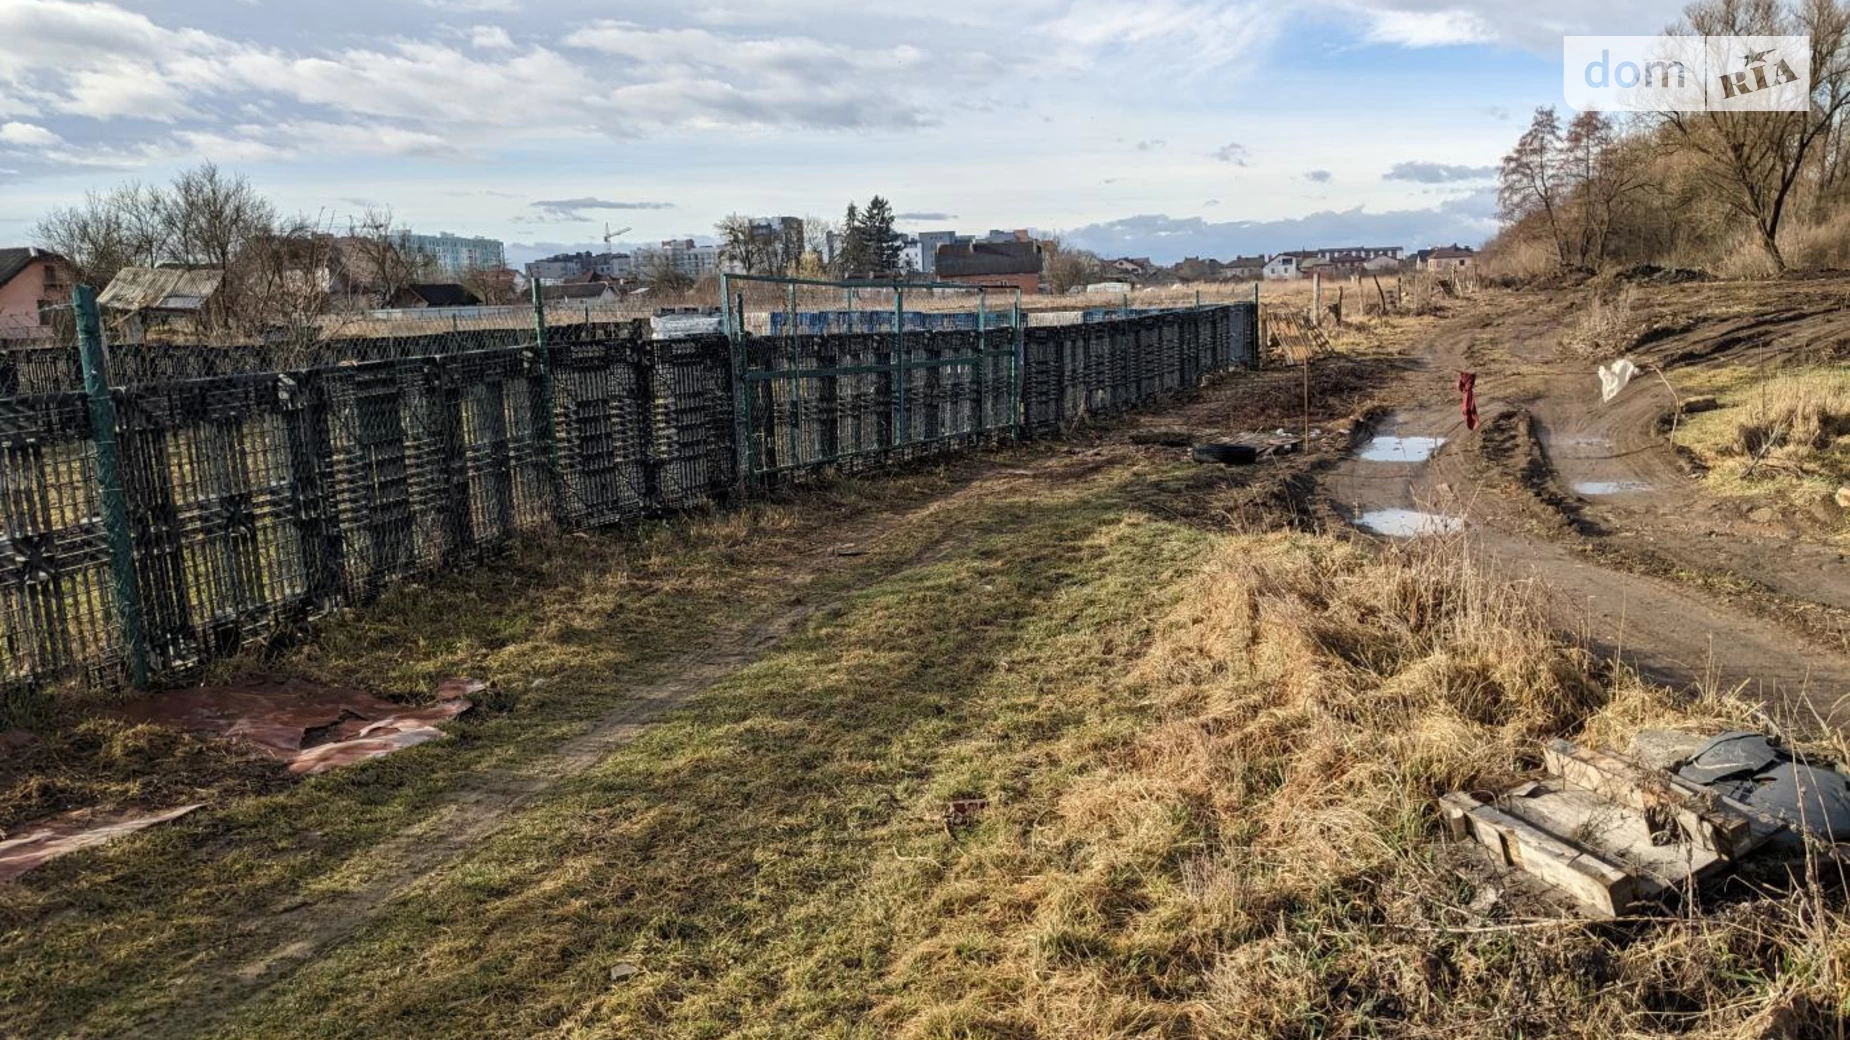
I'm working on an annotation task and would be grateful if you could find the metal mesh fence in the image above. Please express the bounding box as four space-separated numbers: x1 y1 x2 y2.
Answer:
0 303 1254 704
740 328 1019 479
1021 305 1252 435
0 320 644 397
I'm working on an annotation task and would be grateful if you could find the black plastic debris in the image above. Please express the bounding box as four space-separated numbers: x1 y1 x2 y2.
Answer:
1192 443 1260 466
1745 763 1850 843
1677 732 1781 785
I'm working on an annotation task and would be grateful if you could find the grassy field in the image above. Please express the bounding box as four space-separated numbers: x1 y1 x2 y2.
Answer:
5 396 1847 1037
1675 365 1850 518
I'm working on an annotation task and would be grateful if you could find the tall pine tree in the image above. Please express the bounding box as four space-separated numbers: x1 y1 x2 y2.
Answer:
836 202 867 277
860 196 902 275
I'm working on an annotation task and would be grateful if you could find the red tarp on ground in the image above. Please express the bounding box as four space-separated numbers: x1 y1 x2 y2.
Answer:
0 804 204 882
111 678 475 776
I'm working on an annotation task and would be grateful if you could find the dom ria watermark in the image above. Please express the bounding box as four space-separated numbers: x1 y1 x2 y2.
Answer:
1564 36 1810 112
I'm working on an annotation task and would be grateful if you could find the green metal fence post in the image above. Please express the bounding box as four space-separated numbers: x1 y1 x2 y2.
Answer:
893 288 906 450
1254 280 1262 368
786 282 797 340
721 273 751 495
74 285 149 688
719 272 733 339
1012 292 1025 436
529 278 563 524
976 289 988 430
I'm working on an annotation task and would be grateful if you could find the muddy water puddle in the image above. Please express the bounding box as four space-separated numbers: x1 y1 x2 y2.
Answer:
1356 435 1446 463
1555 434 1615 451
1573 480 1652 496
1356 509 1465 538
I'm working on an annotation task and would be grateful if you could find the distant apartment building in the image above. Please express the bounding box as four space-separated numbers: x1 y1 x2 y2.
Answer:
636 239 720 278
525 251 633 283
934 239 1044 294
395 231 506 276
913 231 959 276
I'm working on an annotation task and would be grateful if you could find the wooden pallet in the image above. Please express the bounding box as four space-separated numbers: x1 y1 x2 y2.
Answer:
1442 740 1781 917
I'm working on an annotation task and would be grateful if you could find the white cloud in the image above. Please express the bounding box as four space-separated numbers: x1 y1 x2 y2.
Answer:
1042 0 1282 71
1335 1 1689 51
562 20 982 131
1211 142 1250 165
1361 9 1493 47
468 25 514 50
421 0 521 11
1383 160 1498 183
0 121 62 147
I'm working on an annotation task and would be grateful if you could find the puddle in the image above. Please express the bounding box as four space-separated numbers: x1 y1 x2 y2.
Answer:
1573 480 1652 496
1556 434 1614 450
1356 509 1465 538
1357 435 1446 463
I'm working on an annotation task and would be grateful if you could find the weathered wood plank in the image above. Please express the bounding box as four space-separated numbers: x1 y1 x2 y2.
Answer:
1441 792 1637 917
1543 740 1756 859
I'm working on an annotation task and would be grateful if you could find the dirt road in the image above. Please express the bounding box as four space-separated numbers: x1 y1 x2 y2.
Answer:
1317 289 1850 726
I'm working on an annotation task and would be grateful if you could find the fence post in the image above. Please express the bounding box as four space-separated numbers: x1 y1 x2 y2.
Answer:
893 288 906 451
1254 281 1262 367
529 279 564 524
976 289 988 431
1012 293 1024 436
74 285 149 688
721 273 752 496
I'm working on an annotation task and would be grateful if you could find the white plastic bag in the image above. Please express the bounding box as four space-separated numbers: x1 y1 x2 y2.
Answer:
1599 359 1638 404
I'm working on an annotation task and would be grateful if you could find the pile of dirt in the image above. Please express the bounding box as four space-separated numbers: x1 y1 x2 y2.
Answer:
1602 264 1713 286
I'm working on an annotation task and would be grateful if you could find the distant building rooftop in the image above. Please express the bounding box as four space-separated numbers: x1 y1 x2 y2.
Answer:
935 240 1043 278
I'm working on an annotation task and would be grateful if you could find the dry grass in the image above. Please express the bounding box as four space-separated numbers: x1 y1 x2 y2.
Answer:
862 533 1846 1038
1783 211 1850 272
1680 367 1850 513
1564 284 1641 359
3 436 1844 1037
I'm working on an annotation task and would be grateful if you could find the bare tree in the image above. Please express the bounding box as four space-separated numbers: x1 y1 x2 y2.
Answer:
459 266 519 305
34 182 169 288
161 163 275 272
640 251 695 295
1557 112 1658 268
802 214 839 276
716 213 775 275
1666 0 1850 270
1043 239 1104 293
235 214 343 340
33 162 286 331
339 208 437 307
1500 107 1575 269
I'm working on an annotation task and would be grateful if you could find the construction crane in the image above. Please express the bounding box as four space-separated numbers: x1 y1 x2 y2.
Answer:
604 223 631 246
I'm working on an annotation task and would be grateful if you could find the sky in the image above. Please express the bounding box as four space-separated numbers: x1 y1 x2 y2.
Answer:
0 0 1694 265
